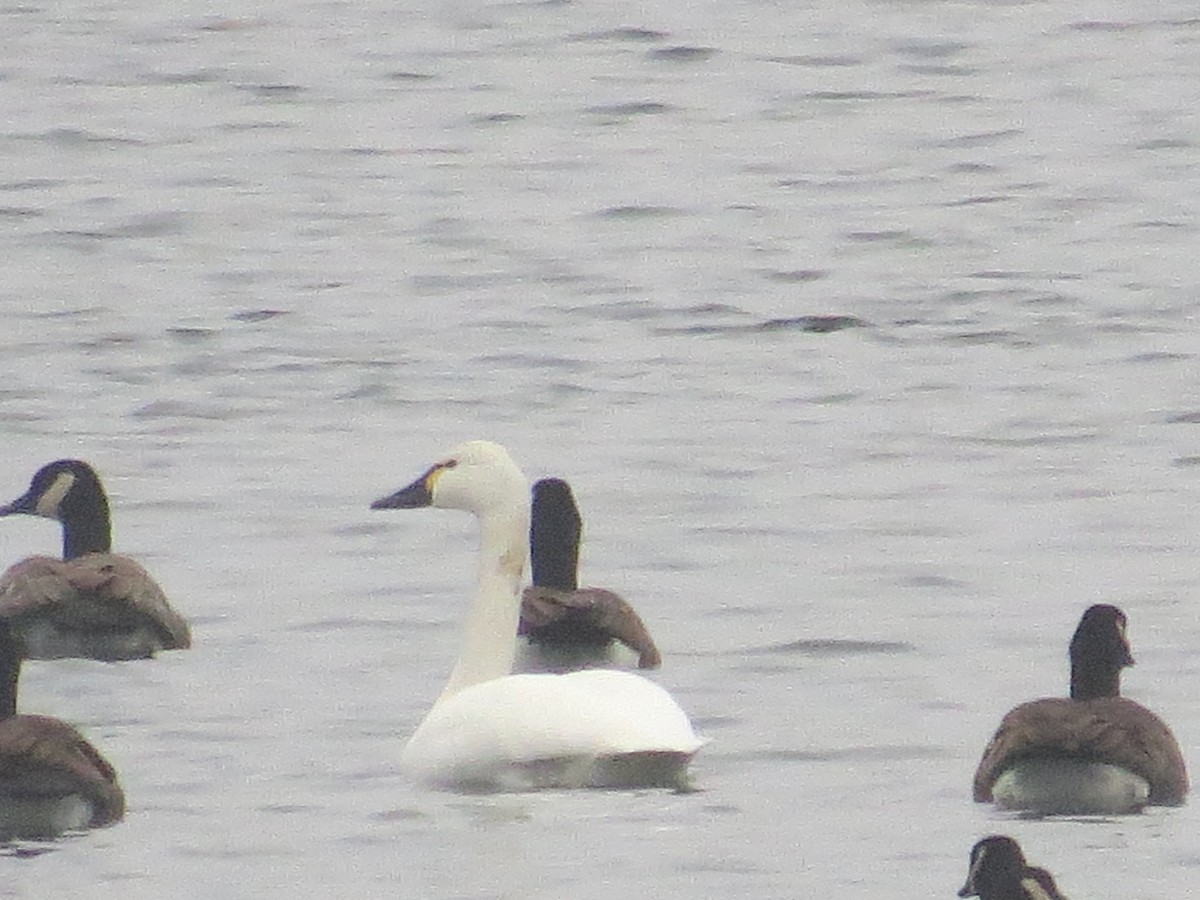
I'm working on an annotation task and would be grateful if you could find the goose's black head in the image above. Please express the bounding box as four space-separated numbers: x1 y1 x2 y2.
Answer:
960 836 1066 899
1070 604 1134 667
959 836 1048 899
1069 604 1134 700
0 460 111 559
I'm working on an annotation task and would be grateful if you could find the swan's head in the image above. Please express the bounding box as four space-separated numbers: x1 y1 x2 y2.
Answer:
371 441 529 517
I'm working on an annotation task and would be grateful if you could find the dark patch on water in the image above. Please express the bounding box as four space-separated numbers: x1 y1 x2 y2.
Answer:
900 64 978 76
757 315 867 333
27 127 145 147
236 83 305 99
290 616 446 635
807 90 932 102
659 315 868 335
962 431 1099 447
594 204 683 220
843 229 932 247
167 326 218 342
571 27 669 43
944 330 1029 346
738 744 948 763
387 71 436 81
583 101 673 117
1068 19 1142 33
471 112 525 125
763 54 863 68
647 46 717 63
0 842 59 858
891 39 971 60
1134 137 1193 151
763 269 829 283
934 129 1023 149
230 309 289 323
744 639 914 657
897 574 969 591
372 807 429 822
1126 351 1191 363
146 69 220 85
943 194 1009 207
130 400 232 420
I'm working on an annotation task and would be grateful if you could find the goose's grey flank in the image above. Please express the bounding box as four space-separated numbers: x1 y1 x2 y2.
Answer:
518 478 660 672
0 460 192 661
0 619 125 840
959 836 1068 900
973 604 1188 814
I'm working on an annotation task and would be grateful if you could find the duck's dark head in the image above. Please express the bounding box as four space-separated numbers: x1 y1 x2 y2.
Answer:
0 460 111 559
1069 604 1134 700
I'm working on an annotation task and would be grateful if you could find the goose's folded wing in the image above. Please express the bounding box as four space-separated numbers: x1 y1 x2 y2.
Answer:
520 586 661 668
0 557 77 617
973 697 1188 804
0 554 190 651
0 715 125 825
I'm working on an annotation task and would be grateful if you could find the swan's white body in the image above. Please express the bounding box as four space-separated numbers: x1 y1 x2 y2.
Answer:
401 669 701 791
374 441 703 792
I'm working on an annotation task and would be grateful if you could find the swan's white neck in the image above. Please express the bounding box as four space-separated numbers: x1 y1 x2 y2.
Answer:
435 503 530 703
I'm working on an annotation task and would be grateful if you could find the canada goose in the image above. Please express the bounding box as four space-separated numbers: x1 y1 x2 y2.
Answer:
517 477 661 672
959 836 1068 900
973 604 1188 815
0 460 192 661
371 441 703 792
0 619 124 840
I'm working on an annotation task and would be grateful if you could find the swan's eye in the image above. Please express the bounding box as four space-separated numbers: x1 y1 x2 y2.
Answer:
442 459 458 470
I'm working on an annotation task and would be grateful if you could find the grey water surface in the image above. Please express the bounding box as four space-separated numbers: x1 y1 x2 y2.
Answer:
2 1 1200 897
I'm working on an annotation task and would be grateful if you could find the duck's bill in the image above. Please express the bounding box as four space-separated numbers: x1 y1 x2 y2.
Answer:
370 472 433 510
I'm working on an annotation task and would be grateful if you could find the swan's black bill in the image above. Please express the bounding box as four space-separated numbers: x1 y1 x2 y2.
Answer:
371 472 434 510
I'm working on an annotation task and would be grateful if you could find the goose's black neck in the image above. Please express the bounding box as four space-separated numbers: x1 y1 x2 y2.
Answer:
1068 604 1132 701
1069 658 1123 701
529 478 581 591
0 621 21 721
59 470 112 560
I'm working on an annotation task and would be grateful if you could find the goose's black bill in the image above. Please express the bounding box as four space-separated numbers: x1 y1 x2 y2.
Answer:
0 491 35 517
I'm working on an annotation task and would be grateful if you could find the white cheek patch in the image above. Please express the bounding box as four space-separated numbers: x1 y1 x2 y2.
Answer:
34 472 76 519
1020 876 1053 900
963 846 988 894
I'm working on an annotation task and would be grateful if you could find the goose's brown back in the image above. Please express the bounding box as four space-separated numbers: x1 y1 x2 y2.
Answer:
973 695 1188 805
0 553 191 660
